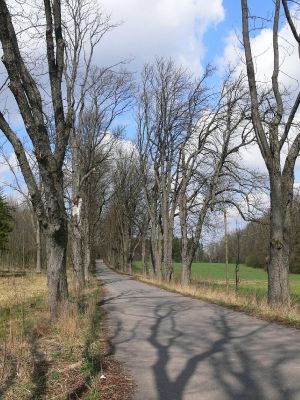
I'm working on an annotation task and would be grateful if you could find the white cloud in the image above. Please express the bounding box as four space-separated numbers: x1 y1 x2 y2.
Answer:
96 0 225 74
219 8 300 87
0 152 18 174
239 143 266 172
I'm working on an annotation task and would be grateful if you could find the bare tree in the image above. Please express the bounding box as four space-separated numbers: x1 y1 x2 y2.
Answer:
241 0 300 306
178 72 255 285
0 0 73 318
62 0 119 291
68 66 133 290
108 148 144 273
137 58 213 281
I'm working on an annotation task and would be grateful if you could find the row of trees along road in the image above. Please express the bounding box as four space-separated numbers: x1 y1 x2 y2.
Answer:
0 0 299 317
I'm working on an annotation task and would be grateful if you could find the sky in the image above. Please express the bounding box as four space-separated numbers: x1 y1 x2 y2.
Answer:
1 0 300 211
95 0 300 177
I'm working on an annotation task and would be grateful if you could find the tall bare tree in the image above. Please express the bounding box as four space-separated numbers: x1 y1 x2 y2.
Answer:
0 0 73 318
178 72 255 285
241 0 300 306
62 0 118 291
137 59 213 281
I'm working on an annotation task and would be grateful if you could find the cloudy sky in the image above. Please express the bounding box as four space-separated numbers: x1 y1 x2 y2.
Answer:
1 0 300 202
93 0 299 176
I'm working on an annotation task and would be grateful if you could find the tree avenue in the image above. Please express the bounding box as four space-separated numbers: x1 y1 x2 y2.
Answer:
1 0 300 318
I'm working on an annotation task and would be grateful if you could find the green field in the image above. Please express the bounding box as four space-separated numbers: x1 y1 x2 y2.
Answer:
132 261 300 302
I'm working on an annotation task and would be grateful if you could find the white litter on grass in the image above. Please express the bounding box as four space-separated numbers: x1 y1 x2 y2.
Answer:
100 374 107 380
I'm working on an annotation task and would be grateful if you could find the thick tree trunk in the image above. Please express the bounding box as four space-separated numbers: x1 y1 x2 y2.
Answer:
179 191 193 286
180 226 192 286
268 176 290 306
150 224 162 279
46 225 68 319
181 259 192 286
161 188 174 282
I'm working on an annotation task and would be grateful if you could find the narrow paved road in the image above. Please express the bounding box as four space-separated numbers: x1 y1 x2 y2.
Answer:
96 261 300 400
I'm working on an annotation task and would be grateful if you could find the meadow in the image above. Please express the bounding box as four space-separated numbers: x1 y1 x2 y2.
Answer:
132 261 300 303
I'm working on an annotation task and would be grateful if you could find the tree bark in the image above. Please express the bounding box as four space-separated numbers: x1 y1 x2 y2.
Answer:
163 226 173 281
181 258 192 287
150 223 162 279
71 215 85 292
46 225 68 319
268 175 290 305
36 218 42 273
82 212 91 281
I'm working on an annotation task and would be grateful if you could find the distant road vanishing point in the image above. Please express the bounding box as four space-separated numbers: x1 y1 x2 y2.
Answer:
96 261 300 400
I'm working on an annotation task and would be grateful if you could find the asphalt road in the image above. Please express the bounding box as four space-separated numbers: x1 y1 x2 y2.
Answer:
96 261 300 400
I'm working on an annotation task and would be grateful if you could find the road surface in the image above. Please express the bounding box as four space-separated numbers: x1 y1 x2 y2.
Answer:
96 261 300 400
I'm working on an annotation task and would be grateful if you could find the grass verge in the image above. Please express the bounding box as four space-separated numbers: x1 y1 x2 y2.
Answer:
132 273 300 329
0 272 134 399
132 261 300 301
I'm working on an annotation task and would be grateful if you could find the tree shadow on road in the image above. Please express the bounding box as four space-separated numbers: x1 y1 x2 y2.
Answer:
148 302 300 400
99 264 300 400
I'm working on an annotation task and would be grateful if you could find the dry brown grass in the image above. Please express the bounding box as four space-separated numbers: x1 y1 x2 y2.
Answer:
135 274 300 329
0 271 134 400
0 273 48 309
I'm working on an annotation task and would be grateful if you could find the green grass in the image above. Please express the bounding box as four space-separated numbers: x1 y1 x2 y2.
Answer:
132 261 300 303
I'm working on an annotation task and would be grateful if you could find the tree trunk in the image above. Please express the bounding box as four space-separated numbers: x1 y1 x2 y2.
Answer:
150 223 162 279
46 225 68 319
179 190 192 286
36 218 42 273
163 227 173 281
268 176 290 306
84 235 91 282
71 216 85 292
181 258 192 286
180 222 192 286
142 237 147 275
81 208 91 281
